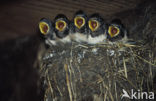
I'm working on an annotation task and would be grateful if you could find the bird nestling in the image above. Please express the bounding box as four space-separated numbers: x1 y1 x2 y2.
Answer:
87 13 107 44
39 18 58 46
54 14 71 44
107 19 128 44
70 10 88 43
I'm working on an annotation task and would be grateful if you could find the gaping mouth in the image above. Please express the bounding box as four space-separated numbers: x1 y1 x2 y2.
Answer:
56 20 67 31
88 20 99 32
74 16 85 29
39 22 49 35
108 26 120 38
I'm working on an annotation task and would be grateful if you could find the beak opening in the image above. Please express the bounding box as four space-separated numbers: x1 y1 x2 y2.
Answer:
39 22 49 35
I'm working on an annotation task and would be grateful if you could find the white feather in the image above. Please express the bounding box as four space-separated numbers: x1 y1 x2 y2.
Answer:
87 34 107 44
60 35 71 43
70 32 88 43
45 32 71 46
45 39 57 46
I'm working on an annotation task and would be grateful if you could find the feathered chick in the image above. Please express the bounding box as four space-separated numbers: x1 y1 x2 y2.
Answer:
70 10 88 43
107 19 128 43
54 14 71 43
87 13 107 44
39 18 57 46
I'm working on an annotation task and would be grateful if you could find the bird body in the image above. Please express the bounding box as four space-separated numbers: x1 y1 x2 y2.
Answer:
59 35 71 43
70 10 88 43
87 13 107 44
87 34 107 44
107 19 128 43
39 18 58 46
53 14 72 44
70 32 88 43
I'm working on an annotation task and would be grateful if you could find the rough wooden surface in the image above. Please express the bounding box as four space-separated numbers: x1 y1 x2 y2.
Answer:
0 0 144 41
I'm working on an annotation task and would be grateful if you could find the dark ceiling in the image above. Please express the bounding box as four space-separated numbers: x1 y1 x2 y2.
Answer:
0 0 145 41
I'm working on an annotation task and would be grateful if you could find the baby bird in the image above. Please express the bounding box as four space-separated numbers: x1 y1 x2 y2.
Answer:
39 18 57 46
87 13 107 44
107 19 128 43
54 14 71 44
70 10 88 43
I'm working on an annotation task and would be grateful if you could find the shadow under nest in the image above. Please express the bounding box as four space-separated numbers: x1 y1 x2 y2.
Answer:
39 40 156 101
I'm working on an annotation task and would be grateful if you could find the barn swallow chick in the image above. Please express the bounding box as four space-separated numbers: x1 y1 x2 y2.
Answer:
70 10 88 43
39 18 57 46
54 14 71 44
107 19 128 43
87 13 107 44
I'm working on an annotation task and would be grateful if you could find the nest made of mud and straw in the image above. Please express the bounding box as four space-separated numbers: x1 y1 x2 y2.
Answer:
39 40 156 101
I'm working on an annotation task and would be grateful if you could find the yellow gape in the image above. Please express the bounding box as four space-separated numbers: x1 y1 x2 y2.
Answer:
39 22 49 35
88 20 99 32
74 16 85 29
108 26 120 38
55 20 67 32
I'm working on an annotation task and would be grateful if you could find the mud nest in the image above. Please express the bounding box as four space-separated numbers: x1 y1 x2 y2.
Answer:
39 39 156 101
38 1 156 100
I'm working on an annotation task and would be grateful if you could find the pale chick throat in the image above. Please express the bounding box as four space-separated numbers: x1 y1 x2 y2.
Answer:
70 32 88 43
46 33 109 46
70 32 107 44
87 34 107 44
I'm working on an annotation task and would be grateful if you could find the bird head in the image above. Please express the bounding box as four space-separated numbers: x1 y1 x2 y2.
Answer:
54 14 70 38
107 19 128 42
88 13 106 37
74 10 87 30
39 18 55 40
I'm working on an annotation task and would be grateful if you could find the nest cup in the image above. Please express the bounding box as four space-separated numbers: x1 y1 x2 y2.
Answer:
39 40 156 101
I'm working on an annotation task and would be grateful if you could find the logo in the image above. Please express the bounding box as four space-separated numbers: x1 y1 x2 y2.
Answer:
121 89 154 100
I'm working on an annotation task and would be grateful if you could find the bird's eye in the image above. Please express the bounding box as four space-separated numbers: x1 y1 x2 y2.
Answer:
39 22 49 35
74 16 85 29
88 20 99 31
108 26 120 37
55 20 67 31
